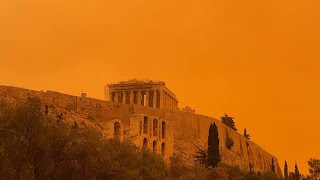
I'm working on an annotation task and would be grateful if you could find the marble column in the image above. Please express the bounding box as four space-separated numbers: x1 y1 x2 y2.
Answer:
168 94 170 109
153 90 157 108
172 98 175 110
137 90 141 105
115 92 119 103
164 92 167 109
122 91 126 104
130 90 134 104
162 92 165 108
146 90 149 107
109 91 113 102
160 90 164 108
169 95 171 110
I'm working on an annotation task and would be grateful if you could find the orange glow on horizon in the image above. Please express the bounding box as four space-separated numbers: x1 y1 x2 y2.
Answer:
1 0 320 174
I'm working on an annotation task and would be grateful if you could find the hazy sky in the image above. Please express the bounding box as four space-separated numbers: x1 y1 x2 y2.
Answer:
1 0 319 174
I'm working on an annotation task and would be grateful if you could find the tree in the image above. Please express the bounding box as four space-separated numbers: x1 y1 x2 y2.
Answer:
169 154 189 179
244 128 251 139
271 158 275 173
221 114 237 131
207 123 220 168
194 145 208 166
0 97 169 180
308 158 320 179
284 160 289 179
226 137 234 150
295 163 300 180
226 130 234 150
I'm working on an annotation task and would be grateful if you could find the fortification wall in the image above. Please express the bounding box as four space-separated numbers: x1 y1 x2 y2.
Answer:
0 85 282 175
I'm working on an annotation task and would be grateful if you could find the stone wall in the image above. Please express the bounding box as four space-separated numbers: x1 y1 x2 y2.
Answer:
0 85 282 175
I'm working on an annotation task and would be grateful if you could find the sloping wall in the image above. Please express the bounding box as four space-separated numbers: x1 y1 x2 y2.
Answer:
0 85 282 175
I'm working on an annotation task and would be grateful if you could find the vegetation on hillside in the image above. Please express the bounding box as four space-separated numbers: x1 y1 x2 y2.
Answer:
1 97 319 180
308 158 320 179
207 122 221 168
283 160 320 180
221 114 237 131
284 161 289 179
244 128 251 139
0 97 168 179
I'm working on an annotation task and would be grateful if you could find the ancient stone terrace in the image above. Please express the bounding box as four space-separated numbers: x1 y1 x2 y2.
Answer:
0 84 282 175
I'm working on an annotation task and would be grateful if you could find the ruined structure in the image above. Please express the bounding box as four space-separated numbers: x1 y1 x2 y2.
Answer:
0 81 282 175
106 79 178 110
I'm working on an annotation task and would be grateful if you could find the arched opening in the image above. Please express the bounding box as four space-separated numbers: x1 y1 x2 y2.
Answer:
161 143 165 156
143 116 148 134
114 122 121 140
162 121 166 139
153 119 158 136
153 140 157 152
143 138 148 148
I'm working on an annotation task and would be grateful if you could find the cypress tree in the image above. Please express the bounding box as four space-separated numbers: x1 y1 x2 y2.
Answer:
284 160 289 179
207 122 220 168
294 163 300 180
271 158 275 172
244 128 251 139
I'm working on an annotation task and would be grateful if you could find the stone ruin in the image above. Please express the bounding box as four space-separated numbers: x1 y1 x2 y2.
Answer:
0 80 282 175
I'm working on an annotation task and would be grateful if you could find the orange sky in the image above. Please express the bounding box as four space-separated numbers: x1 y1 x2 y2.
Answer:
1 0 319 175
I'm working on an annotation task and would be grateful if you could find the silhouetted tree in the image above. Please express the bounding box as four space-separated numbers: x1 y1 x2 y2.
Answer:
221 114 237 131
308 158 320 179
225 130 234 150
243 128 251 139
284 160 289 179
0 98 169 179
207 123 220 168
169 154 189 179
271 158 275 173
295 163 300 180
56 113 63 124
194 143 208 167
249 163 254 174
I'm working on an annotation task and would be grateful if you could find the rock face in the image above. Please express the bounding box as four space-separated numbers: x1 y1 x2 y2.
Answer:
0 85 282 175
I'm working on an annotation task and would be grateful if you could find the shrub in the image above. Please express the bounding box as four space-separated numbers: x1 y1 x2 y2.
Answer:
226 137 234 150
0 98 169 180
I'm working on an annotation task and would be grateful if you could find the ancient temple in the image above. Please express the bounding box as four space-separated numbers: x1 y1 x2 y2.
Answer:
106 79 178 110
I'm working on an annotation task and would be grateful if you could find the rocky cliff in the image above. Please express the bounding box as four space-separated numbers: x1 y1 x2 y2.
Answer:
0 85 282 175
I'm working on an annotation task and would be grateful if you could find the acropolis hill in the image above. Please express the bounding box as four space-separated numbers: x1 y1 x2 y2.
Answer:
0 79 282 175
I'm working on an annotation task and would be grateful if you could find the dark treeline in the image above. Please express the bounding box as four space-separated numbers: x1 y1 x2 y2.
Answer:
0 97 168 180
1 97 318 180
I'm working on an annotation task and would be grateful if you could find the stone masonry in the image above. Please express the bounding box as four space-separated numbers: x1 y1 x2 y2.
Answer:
106 79 179 111
0 83 282 175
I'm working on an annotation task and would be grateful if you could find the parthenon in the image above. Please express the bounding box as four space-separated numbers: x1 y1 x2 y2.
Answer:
106 79 178 110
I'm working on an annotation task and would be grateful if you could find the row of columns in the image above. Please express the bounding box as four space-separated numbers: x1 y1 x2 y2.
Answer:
110 89 178 110
163 91 178 110
110 90 160 108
